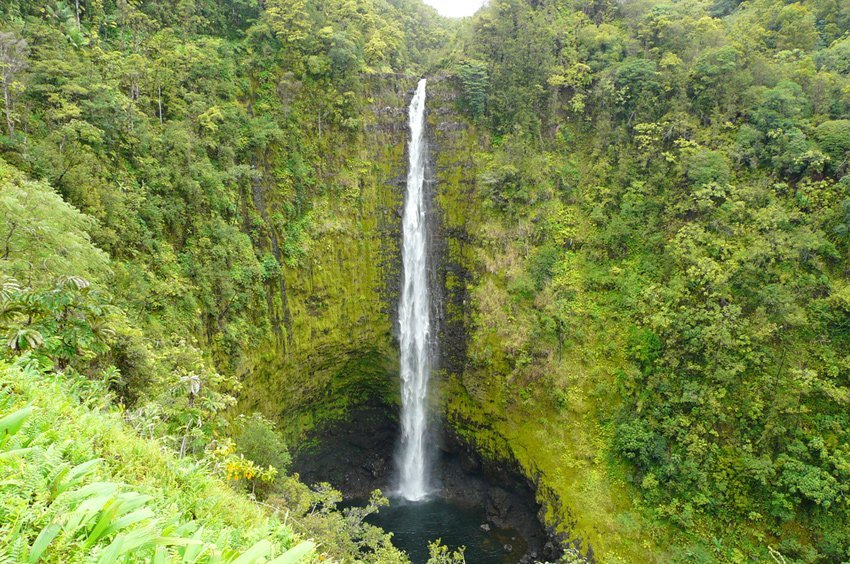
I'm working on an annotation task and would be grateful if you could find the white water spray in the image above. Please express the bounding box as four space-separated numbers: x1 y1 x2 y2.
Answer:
398 78 431 501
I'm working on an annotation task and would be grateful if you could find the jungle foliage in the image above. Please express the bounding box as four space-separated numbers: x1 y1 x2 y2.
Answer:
0 0 447 561
449 0 850 560
2 0 850 561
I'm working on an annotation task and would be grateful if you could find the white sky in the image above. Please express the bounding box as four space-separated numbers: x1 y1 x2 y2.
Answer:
422 0 486 18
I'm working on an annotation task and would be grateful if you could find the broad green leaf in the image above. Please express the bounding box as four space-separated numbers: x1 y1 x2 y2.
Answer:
95 536 124 564
84 498 122 548
28 523 61 563
230 539 272 564
99 507 155 540
52 458 101 497
0 406 33 442
268 541 316 564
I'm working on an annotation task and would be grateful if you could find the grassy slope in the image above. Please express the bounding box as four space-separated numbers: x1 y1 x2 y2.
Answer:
0 357 312 562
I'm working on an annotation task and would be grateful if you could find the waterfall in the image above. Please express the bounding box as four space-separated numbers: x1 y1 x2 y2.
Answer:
398 78 431 501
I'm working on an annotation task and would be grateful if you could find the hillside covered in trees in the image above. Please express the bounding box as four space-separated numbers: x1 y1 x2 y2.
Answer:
1 0 849 562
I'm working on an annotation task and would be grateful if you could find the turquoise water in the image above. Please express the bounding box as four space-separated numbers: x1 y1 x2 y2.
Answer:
365 497 526 563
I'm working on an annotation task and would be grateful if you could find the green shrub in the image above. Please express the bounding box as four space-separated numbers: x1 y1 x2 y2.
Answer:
235 413 292 496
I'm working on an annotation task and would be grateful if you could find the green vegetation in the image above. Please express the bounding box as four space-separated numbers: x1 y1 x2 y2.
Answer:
435 0 850 560
0 0 443 559
0 154 409 560
2 0 850 561
0 358 313 562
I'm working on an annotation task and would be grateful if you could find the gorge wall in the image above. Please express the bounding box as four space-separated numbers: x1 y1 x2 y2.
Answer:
236 76 413 436
234 72 607 559
234 75 585 557
235 74 483 445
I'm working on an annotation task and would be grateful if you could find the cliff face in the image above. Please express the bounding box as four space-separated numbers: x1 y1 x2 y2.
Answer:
424 79 593 557
417 77 639 560
236 75 484 439
236 76 418 435
235 74 595 557
426 77 482 380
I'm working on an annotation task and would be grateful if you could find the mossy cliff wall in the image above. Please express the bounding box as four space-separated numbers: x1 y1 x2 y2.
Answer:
428 77 654 561
235 74 613 558
424 79 586 556
237 76 420 436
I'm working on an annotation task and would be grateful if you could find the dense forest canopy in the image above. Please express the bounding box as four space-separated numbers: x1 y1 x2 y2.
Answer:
447 0 850 559
1 0 849 561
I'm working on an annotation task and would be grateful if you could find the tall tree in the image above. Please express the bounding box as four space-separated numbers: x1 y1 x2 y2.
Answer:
0 31 27 137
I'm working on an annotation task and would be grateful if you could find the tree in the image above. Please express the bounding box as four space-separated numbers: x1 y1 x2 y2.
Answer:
612 58 662 123
815 38 850 74
427 540 466 563
233 412 291 496
771 3 819 51
457 59 489 119
814 120 850 173
688 45 743 121
0 31 27 137
264 0 310 47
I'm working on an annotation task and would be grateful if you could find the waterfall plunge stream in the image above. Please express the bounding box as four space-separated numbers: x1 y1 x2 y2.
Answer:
398 78 431 501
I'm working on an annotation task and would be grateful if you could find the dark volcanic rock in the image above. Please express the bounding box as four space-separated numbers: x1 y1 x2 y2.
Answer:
292 406 398 499
291 407 554 562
